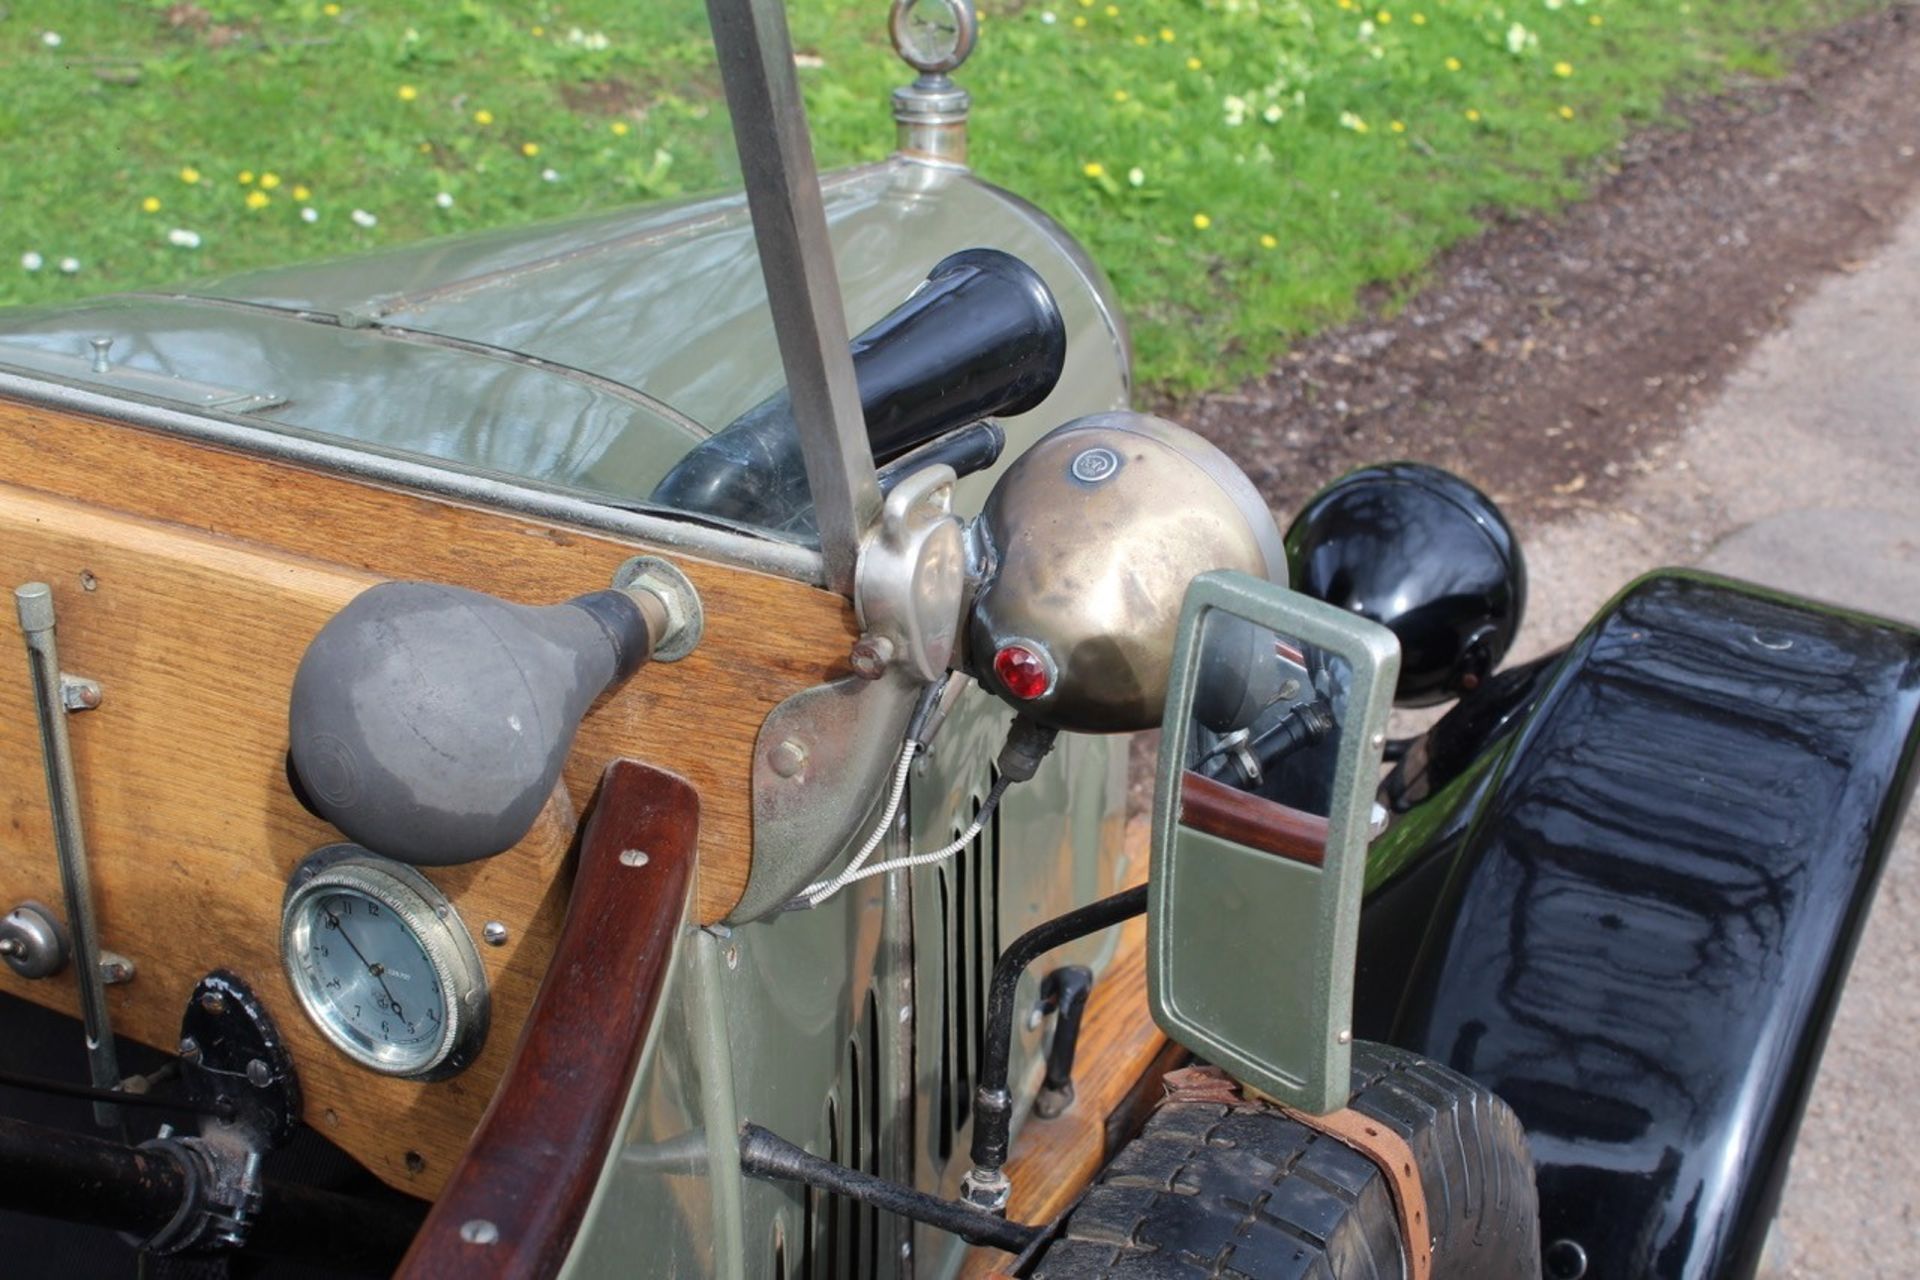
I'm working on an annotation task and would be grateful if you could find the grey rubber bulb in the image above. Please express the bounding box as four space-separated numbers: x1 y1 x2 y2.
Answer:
287 581 664 866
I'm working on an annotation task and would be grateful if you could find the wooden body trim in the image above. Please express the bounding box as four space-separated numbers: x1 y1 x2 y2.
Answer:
397 761 699 1279
0 397 851 1194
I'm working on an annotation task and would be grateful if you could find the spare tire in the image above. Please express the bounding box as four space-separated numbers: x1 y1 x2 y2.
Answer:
1032 1042 1540 1280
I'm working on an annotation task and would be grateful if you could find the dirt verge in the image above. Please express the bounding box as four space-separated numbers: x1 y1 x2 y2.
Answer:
1165 3 1920 525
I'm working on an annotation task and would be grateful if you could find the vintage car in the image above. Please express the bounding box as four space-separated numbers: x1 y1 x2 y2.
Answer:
1 2 1915 1279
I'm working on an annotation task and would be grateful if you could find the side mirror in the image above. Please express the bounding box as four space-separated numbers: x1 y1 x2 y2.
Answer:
1147 570 1398 1113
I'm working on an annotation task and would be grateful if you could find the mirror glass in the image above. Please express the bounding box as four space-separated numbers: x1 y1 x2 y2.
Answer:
1148 571 1398 1113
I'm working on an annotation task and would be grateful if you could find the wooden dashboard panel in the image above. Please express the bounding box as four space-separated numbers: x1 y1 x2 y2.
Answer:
0 396 855 1196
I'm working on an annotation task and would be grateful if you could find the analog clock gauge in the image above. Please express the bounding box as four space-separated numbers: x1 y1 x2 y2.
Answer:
890 0 977 76
280 846 489 1080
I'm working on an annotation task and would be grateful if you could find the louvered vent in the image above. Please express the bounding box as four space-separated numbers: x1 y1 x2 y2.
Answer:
800 990 886 1280
934 770 1003 1164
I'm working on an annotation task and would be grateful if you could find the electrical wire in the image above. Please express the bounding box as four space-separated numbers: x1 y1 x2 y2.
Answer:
803 774 1012 907
795 739 920 908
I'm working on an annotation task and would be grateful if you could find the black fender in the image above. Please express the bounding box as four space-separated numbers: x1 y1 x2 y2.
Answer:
1368 571 1920 1279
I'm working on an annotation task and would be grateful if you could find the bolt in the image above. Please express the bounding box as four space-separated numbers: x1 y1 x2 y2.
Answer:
768 738 808 779
460 1219 500 1246
89 335 113 374
246 1058 272 1088
849 633 894 680
0 938 19 958
482 921 509 947
199 991 227 1016
619 848 650 868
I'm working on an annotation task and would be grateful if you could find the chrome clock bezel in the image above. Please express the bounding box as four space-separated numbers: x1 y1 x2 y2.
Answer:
280 844 490 1081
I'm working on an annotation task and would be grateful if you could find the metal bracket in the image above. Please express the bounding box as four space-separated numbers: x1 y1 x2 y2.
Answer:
732 670 921 923
178 970 303 1150
852 464 968 683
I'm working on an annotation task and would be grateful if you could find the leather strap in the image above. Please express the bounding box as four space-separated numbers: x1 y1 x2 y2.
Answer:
1159 1067 1432 1280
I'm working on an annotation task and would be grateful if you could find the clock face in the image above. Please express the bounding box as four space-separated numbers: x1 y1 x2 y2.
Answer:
891 0 978 75
281 847 488 1080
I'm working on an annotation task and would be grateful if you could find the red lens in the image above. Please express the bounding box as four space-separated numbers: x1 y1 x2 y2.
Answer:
993 644 1052 700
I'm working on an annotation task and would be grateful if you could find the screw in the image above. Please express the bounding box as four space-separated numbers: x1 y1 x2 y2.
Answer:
178 1037 201 1061
99 954 133 984
768 738 808 778
199 991 227 1016
725 945 739 971
460 1219 500 1246
482 921 509 947
849 633 894 680
246 1058 272 1088
0 938 19 958
619 848 650 868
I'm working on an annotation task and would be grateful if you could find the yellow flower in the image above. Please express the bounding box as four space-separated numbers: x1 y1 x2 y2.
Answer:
1083 161 1105 177
1103 4 1117 15
521 142 540 157
1132 33 1149 45
1078 0 1092 7
1112 88 1129 102
1159 27 1175 41
322 2 340 14
1192 213 1211 230
178 166 201 185
1558 105 1574 120
1554 61 1573 77
1411 12 1426 24
474 109 494 125
1259 233 1278 249
1390 119 1406 133
418 142 433 153
1186 55 1202 70
1589 14 1603 25
238 170 255 185
531 24 545 36
1465 107 1481 121
611 121 630 136
1444 56 1462 72
398 84 418 102
141 196 161 214
1338 0 1354 9
245 190 270 210
1377 10 1392 23
293 184 311 201
259 172 281 190
1072 15 1086 26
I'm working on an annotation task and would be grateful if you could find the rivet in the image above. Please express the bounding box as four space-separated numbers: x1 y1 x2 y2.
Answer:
460 1219 499 1246
768 738 808 778
1336 1029 1352 1044
482 921 509 946
619 848 650 868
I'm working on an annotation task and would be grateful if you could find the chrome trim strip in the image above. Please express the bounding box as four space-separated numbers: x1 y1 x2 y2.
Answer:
707 0 881 597
0 369 828 585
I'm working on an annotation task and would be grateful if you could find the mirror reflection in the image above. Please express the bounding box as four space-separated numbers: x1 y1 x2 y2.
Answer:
1181 611 1355 861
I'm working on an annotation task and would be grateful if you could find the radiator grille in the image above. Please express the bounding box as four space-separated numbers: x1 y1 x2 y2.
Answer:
800 990 886 1280
934 771 1002 1164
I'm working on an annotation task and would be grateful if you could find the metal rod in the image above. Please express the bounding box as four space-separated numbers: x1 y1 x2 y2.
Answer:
969 886 1150 1175
0 1067 229 1120
0 1116 423 1273
705 0 882 595
738 1122 1039 1253
14 583 121 1128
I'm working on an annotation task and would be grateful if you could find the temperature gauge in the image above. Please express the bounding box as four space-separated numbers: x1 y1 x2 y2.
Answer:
280 846 489 1080
890 0 978 76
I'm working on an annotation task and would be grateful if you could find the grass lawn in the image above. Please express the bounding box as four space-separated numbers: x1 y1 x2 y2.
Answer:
0 0 1877 395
